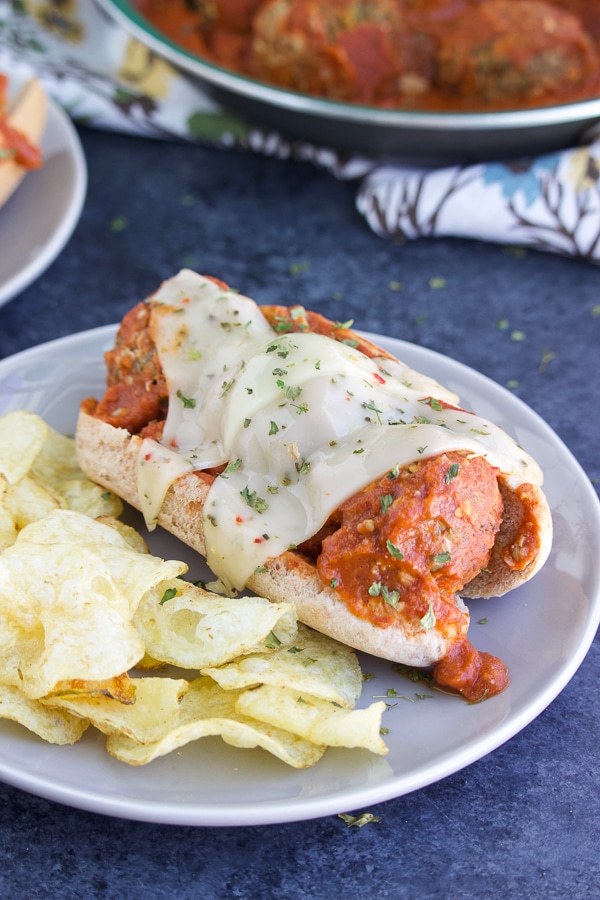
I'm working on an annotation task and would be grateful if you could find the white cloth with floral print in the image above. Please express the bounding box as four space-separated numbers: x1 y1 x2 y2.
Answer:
358 150 600 261
2 0 600 262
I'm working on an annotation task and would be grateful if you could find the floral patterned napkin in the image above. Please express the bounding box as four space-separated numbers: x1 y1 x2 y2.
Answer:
2 0 600 262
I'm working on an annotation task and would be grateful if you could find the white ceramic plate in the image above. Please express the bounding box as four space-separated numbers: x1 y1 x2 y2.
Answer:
0 326 598 827
0 87 87 308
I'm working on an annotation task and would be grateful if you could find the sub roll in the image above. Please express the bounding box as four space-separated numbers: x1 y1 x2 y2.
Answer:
0 75 45 209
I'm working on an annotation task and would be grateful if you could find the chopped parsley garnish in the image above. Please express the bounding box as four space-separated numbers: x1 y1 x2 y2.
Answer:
392 662 435 686
363 401 382 423
382 586 400 607
176 389 196 409
159 587 178 605
368 582 400 607
284 384 302 401
380 494 394 514
240 486 269 513
445 462 460 482
290 305 308 322
265 631 282 649
269 421 280 435
266 342 290 358
338 813 381 828
223 458 243 476
273 317 294 333
290 261 310 275
420 601 436 630
431 551 451 570
386 540 404 560
420 396 443 411
110 215 128 232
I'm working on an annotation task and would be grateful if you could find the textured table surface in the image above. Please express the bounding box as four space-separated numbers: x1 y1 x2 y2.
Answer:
0 128 598 900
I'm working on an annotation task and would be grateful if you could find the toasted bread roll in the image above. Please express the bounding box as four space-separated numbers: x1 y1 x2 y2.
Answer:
0 77 46 209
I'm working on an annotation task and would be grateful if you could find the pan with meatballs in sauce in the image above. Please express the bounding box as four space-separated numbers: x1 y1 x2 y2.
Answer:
133 0 600 112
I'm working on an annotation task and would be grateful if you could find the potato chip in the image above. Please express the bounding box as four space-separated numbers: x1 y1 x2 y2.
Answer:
0 476 17 552
0 504 16 553
0 683 89 745
0 411 48 484
4 475 59 528
236 686 388 755
105 677 325 768
14 510 187 614
134 578 297 669
0 612 44 690
134 653 165 671
44 677 189 743
50 478 123 519
32 427 123 520
0 543 145 698
95 516 149 554
202 624 363 708
0 510 187 697
30 425 81 489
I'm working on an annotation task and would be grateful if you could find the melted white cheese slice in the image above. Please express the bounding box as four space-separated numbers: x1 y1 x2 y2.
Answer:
137 270 542 591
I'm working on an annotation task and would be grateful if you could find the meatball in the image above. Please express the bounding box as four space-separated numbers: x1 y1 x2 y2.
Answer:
173 0 265 34
250 0 408 104
436 0 599 109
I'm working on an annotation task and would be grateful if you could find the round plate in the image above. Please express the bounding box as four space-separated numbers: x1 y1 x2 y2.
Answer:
98 0 600 161
0 87 87 308
0 326 598 826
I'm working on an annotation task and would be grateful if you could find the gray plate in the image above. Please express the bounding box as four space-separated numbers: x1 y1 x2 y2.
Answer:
99 0 600 162
1 325 599 825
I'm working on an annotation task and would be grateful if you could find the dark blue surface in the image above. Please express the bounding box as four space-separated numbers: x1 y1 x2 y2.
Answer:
0 129 598 899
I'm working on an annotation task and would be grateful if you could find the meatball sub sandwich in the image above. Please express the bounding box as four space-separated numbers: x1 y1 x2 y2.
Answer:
76 270 552 701
0 75 45 209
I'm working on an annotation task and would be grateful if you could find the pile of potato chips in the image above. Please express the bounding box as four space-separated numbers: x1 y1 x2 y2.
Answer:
0 411 387 768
